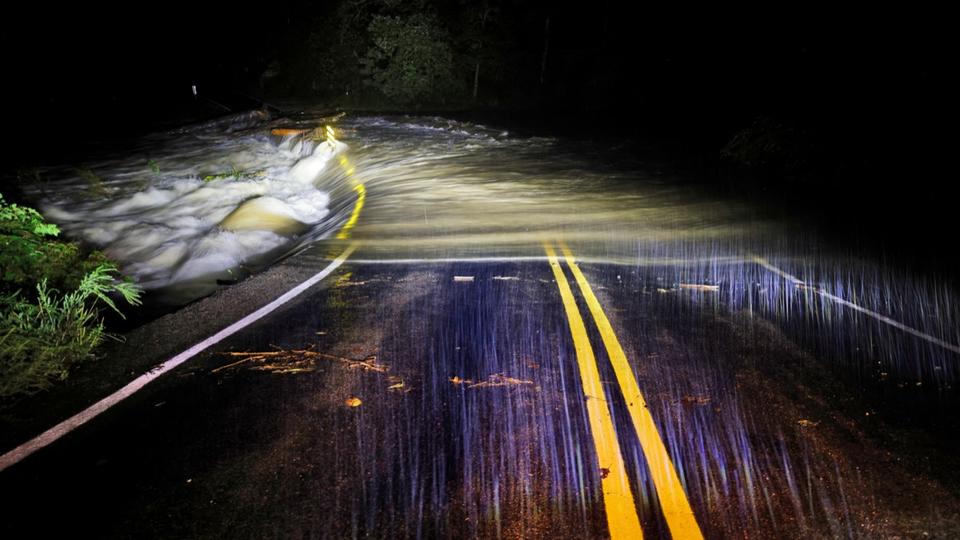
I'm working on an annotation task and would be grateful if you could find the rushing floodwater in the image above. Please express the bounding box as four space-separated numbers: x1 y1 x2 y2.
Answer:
26 111 763 299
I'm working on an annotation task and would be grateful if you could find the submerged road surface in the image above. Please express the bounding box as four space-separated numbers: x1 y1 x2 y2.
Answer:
2 113 960 538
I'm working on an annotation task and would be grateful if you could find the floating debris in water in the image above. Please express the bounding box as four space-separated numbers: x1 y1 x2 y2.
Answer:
201 169 266 182
270 128 311 137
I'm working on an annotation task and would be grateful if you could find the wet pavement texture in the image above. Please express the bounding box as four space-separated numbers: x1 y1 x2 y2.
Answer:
3 252 959 539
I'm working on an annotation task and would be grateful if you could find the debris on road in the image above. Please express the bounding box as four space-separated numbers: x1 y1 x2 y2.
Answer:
387 376 408 392
212 346 388 375
334 278 368 288
449 373 536 389
470 373 535 389
679 283 720 292
453 276 475 282
680 394 712 406
344 396 362 407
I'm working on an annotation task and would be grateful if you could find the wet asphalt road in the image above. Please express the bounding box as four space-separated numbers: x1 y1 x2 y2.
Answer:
2 238 960 539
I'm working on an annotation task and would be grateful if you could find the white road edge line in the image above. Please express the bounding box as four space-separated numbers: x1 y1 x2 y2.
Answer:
753 255 960 355
0 243 358 473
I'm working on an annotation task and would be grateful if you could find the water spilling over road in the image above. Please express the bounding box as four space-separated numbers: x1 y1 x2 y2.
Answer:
26 112 766 301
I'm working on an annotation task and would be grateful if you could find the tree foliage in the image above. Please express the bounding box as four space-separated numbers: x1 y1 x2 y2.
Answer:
360 13 460 105
267 0 520 106
0 193 107 294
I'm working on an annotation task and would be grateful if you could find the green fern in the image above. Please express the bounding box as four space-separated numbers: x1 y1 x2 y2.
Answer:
1 194 143 402
1 193 108 295
0 265 142 401
0 193 60 237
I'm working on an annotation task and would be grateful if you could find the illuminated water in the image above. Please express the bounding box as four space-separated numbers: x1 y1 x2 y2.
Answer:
25 112 754 297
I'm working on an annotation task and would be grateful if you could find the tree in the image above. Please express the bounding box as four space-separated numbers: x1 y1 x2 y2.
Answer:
457 0 498 101
360 13 460 105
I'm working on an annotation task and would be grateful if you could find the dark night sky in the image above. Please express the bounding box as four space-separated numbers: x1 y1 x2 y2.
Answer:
5 3 294 112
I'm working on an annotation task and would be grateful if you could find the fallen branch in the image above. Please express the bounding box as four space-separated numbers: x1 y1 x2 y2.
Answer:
449 373 536 389
212 346 388 374
210 356 258 374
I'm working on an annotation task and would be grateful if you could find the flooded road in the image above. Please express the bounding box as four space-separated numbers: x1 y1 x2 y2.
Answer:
3 110 959 538
24 112 767 300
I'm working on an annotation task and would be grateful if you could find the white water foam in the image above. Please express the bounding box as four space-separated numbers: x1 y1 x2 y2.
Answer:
34 132 346 293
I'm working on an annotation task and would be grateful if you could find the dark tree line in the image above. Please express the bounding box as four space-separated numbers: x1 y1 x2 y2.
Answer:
3 0 951 190
262 0 534 108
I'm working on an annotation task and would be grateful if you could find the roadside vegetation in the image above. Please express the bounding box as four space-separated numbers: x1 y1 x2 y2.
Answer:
0 193 141 403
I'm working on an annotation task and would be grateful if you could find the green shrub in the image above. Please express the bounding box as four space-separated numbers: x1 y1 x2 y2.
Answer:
0 194 142 402
0 193 107 296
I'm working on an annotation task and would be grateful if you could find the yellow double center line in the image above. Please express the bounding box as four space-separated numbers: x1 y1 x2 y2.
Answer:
335 152 366 241
545 242 703 540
